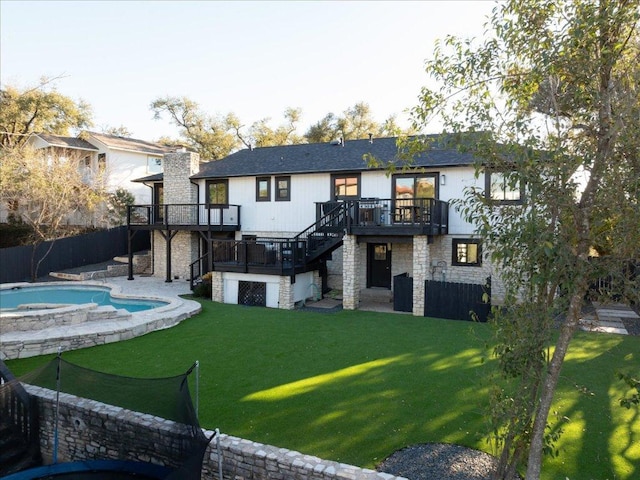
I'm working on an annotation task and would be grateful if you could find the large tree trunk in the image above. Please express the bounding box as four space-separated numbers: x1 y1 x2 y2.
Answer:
525 289 585 479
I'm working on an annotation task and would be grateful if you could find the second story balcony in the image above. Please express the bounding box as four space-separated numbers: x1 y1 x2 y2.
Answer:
316 198 449 236
127 204 241 232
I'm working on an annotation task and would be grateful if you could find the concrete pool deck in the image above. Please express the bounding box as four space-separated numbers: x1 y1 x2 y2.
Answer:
0 276 200 360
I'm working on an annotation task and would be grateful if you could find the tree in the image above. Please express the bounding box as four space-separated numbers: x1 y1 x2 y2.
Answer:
102 125 133 137
0 77 92 148
0 145 108 279
150 96 242 160
304 102 412 142
411 1 640 478
242 107 304 148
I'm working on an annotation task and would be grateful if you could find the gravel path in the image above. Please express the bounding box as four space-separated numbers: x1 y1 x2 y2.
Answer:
376 443 521 480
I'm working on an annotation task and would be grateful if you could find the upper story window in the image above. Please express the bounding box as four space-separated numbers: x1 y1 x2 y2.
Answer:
275 176 291 201
332 173 360 200
393 173 438 200
256 177 271 202
97 153 106 172
485 171 522 203
147 156 163 174
452 238 482 266
206 179 228 205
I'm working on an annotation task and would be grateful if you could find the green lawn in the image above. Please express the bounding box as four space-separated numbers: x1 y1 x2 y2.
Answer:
6 299 639 479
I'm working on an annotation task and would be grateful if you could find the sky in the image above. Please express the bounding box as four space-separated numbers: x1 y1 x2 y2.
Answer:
1 0 497 142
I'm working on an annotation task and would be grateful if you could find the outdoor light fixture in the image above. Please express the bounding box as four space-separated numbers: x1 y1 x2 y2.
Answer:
440 174 446 185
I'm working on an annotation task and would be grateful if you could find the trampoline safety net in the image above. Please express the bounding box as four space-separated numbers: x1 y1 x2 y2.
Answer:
6 357 212 480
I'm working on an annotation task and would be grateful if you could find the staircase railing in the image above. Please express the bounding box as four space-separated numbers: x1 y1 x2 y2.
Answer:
189 253 210 291
294 202 348 261
0 359 41 466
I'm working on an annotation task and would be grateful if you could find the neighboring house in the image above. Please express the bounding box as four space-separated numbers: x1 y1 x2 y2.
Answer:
4 132 177 226
26 131 174 204
129 136 513 316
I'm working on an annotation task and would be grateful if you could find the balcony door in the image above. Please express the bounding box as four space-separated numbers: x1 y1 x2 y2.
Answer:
393 174 437 223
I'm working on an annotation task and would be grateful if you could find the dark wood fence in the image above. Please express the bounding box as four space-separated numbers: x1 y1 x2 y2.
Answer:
424 277 491 322
0 226 150 284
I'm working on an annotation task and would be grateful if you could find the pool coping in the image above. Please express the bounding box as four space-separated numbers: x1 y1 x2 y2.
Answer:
0 278 202 360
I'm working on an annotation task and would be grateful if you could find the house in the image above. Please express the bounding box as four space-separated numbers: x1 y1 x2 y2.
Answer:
26 131 175 205
128 136 510 316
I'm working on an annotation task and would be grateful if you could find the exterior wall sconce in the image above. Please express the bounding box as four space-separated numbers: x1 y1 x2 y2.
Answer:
440 174 446 186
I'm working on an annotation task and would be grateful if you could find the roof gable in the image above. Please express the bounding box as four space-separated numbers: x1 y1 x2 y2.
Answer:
30 133 98 151
83 131 174 156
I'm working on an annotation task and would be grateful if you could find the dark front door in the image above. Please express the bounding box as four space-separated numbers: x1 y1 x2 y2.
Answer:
367 243 391 288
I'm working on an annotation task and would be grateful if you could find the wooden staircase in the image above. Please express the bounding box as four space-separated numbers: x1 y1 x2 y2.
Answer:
295 202 348 263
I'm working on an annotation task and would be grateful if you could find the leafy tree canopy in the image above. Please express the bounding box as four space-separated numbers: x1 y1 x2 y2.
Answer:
0 76 93 148
411 1 639 478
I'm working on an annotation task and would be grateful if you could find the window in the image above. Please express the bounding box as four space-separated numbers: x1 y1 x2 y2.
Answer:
147 156 163 174
393 173 438 200
206 179 228 205
452 238 482 266
256 177 271 201
331 173 360 200
485 171 522 203
97 153 106 172
275 176 290 201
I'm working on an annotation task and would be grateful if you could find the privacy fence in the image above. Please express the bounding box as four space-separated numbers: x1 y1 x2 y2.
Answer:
0 226 150 284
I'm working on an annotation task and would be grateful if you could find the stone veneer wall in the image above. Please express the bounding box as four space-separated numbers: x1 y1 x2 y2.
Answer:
26 385 406 480
153 151 201 281
342 235 360 310
411 236 430 316
154 230 200 280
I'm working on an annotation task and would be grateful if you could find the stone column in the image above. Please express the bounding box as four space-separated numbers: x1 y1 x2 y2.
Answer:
279 276 295 310
211 271 224 303
342 235 360 310
154 151 201 280
412 235 430 316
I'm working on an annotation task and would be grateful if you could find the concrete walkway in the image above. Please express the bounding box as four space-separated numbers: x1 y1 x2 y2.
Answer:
579 302 638 335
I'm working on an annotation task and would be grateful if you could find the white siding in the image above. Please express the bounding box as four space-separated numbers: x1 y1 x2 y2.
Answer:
197 166 480 236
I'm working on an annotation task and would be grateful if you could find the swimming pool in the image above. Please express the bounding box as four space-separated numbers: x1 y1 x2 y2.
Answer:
0 285 167 312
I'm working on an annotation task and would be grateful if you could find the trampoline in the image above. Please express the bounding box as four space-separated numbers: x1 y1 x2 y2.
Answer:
1 460 172 479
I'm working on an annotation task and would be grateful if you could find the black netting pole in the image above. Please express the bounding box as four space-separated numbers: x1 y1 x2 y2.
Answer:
53 347 62 464
195 360 200 420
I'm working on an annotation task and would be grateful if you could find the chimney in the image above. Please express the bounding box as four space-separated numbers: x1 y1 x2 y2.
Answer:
368 133 373 144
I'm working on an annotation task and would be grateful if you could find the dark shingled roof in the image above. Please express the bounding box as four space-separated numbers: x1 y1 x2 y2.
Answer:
191 136 479 180
132 172 164 183
35 133 98 151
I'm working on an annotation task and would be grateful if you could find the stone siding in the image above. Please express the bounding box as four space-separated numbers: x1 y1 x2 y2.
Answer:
211 271 224 303
26 386 407 480
278 276 294 309
342 235 360 310
411 236 430 316
154 231 200 280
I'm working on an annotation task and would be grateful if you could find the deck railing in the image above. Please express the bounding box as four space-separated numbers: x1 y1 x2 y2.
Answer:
127 204 241 228
210 238 307 275
342 198 449 231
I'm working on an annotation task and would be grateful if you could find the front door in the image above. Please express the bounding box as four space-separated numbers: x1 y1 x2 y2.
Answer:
367 243 391 288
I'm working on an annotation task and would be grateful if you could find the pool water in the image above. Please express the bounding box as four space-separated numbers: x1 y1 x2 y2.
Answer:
0 285 166 312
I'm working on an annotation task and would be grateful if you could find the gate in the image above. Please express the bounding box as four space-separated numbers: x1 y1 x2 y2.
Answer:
424 277 491 322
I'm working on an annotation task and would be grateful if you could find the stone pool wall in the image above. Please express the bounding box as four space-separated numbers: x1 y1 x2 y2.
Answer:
27 385 405 480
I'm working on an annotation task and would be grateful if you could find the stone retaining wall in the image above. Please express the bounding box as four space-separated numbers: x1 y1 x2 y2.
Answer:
26 386 406 480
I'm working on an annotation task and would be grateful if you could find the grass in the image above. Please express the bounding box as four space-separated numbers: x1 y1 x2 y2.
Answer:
6 299 639 479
